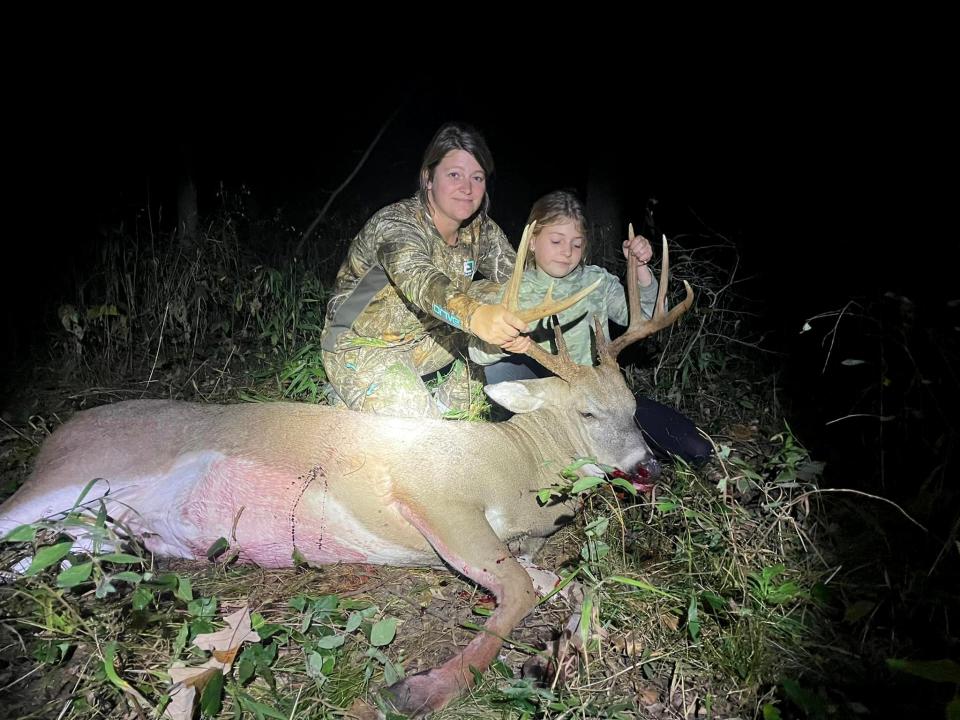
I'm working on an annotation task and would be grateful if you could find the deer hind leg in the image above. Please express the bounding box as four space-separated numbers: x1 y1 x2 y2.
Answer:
384 500 538 717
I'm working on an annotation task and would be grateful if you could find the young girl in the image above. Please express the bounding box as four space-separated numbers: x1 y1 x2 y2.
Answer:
471 190 712 466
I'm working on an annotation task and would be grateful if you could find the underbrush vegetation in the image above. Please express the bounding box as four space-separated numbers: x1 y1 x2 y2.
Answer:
1 198 955 719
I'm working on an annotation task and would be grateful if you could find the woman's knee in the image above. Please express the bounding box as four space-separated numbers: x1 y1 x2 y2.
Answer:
323 350 440 418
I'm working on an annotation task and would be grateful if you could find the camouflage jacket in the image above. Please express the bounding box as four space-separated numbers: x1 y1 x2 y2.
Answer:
321 196 516 352
469 264 660 366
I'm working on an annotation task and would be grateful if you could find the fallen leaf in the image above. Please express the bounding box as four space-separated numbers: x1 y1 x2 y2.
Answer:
162 607 262 720
168 664 221 688
661 613 680 631
612 632 644 657
164 683 196 720
164 663 222 720
212 647 239 665
193 606 260 656
346 697 382 720
635 680 660 706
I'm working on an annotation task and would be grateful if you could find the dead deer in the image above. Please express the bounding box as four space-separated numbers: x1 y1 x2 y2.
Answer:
0 224 692 717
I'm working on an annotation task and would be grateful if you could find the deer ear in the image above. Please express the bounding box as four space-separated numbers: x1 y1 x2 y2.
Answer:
484 381 545 413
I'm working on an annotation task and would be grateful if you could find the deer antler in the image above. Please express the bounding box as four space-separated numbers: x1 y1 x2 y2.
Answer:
504 223 601 323
600 227 694 363
504 222 601 380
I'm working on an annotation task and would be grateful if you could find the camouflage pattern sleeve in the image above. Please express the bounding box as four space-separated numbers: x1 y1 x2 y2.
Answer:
474 217 516 282
375 230 480 332
373 205 500 333
324 242 373 327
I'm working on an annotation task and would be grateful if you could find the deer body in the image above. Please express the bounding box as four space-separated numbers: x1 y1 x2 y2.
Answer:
4 391 646 566
1 367 652 716
1 228 692 717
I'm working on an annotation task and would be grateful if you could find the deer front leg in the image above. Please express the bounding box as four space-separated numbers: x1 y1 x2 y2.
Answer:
383 500 538 718
509 535 580 601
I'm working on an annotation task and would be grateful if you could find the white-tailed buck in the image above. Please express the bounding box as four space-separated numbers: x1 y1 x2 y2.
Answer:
0 225 692 717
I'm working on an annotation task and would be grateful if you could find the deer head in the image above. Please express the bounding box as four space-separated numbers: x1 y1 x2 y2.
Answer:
488 221 695 477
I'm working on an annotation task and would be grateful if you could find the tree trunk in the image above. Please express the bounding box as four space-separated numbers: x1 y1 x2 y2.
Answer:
176 145 198 249
585 153 623 269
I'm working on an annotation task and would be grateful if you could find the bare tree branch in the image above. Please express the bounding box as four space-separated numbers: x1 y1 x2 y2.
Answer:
295 105 401 255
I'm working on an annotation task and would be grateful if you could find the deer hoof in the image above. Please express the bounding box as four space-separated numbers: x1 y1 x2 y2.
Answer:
382 669 454 718
521 652 554 684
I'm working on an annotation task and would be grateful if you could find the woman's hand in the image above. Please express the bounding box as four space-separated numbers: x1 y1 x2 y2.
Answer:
502 334 533 354
622 223 654 287
469 303 528 346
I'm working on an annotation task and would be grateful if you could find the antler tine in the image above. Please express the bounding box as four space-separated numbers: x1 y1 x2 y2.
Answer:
592 314 611 357
502 221 595 381
605 232 694 360
522 322 581 381
623 223 643 333
505 222 602 323
503 222 532 315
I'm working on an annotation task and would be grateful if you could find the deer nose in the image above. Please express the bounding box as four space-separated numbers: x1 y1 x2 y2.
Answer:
637 457 661 480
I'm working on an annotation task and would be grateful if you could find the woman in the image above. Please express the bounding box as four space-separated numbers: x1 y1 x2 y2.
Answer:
320 122 527 418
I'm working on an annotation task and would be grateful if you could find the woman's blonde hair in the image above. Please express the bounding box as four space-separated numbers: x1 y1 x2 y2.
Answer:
525 190 589 267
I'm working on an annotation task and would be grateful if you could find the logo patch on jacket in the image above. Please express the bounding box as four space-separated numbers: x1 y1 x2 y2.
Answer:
433 304 463 329
463 259 475 276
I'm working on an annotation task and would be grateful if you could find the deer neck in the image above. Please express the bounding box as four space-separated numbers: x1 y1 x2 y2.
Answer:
501 409 589 475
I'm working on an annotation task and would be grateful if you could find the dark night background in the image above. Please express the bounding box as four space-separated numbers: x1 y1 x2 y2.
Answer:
0 31 956 718
4 56 949 359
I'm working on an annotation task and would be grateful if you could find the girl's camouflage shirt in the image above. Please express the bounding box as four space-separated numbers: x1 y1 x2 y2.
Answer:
469 264 660 367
